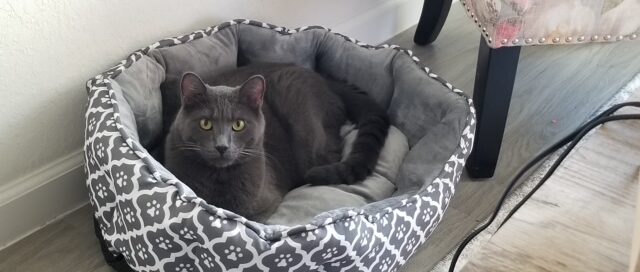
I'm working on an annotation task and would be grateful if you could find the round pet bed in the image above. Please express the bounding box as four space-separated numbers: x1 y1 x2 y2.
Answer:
85 19 475 272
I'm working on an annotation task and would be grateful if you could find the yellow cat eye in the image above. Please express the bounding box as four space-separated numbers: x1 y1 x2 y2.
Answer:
199 119 213 131
232 119 246 132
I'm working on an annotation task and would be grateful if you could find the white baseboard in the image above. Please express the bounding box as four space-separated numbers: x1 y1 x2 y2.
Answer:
332 0 424 45
0 149 88 250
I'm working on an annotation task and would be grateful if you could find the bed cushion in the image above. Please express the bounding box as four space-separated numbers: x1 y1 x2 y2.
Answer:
85 19 475 271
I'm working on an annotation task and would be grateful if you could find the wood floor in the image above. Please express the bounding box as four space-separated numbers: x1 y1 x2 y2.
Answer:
462 91 640 271
394 6 640 272
2 6 640 272
0 204 112 272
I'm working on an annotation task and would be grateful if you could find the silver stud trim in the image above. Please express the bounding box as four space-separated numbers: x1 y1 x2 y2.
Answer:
462 1 498 46
460 1 635 49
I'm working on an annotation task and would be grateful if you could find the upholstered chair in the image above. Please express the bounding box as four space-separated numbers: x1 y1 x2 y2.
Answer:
414 0 640 178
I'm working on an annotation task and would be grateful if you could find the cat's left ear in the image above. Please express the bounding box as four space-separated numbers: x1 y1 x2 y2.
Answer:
239 75 266 109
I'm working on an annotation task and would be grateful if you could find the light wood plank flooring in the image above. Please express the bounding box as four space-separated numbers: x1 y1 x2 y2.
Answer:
397 6 640 272
462 92 640 271
0 204 112 272
2 5 640 272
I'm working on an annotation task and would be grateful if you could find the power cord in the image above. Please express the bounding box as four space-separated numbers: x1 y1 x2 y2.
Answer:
448 101 640 272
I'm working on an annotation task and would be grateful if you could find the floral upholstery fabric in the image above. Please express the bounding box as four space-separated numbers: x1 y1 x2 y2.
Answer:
461 0 640 48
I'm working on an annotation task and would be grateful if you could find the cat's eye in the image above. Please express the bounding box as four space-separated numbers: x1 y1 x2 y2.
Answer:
232 119 246 132
199 119 213 131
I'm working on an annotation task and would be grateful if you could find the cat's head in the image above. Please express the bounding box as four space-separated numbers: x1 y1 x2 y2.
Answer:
169 72 266 168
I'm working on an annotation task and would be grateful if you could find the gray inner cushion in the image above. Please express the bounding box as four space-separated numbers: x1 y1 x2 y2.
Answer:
109 23 469 220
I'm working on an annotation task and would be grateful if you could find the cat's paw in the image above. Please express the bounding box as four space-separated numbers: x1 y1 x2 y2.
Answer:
351 163 374 182
304 165 339 185
304 163 355 185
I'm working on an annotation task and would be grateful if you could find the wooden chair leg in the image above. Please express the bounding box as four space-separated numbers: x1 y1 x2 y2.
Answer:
413 0 454 45
466 37 521 179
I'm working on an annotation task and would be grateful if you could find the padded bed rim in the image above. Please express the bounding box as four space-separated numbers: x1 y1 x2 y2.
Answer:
86 19 476 241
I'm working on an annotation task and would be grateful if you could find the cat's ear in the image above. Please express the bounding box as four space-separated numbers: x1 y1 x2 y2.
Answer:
180 72 207 105
239 75 266 109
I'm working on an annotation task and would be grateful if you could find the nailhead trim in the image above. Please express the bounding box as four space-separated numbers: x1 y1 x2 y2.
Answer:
459 0 639 48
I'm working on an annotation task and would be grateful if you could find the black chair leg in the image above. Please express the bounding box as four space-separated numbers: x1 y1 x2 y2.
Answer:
414 0 453 45
466 38 521 179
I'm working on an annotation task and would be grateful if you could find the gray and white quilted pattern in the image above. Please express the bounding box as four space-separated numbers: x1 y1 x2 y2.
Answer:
85 19 476 271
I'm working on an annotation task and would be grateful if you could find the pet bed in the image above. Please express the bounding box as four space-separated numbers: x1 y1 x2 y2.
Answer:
85 19 475 272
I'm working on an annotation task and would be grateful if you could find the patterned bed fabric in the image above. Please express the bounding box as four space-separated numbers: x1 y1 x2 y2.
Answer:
461 0 640 48
85 19 476 272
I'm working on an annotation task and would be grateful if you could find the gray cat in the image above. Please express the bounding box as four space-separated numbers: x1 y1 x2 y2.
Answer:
164 64 389 221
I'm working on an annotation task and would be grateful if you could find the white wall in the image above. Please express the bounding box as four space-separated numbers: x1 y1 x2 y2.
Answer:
0 0 422 248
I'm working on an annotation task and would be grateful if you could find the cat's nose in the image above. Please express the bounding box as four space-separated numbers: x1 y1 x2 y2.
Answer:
215 145 229 155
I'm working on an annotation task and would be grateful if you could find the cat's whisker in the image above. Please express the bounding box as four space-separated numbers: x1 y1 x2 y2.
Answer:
174 144 201 149
176 147 201 152
243 149 284 172
239 151 261 158
240 149 278 162
173 144 221 155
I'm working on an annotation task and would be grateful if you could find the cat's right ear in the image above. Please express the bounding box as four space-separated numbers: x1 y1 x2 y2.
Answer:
180 72 207 106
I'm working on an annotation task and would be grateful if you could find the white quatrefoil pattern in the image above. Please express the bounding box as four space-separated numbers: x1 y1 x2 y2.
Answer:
85 19 476 271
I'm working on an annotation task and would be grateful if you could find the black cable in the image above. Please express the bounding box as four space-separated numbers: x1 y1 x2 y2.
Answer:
496 101 640 227
499 113 640 229
448 102 640 272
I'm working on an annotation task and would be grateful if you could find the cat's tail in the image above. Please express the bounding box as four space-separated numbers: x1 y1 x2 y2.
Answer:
305 82 390 185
